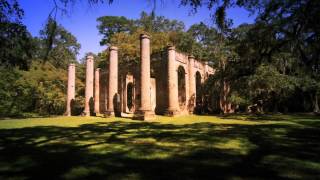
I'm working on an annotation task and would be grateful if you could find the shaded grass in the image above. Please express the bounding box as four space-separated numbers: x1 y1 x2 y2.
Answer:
0 115 319 179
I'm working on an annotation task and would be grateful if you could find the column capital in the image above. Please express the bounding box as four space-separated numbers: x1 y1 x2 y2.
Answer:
69 63 75 67
109 46 118 51
87 55 94 60
188 55 195 60
167 45 175 51
140 34 150 40
95 68 101 71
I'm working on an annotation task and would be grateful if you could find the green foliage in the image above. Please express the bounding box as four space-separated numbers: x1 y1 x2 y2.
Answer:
194 0 320 113
0 1 86 117
253 65 296 91
100 12 219 65
0 1 34 70
0 61 85 117
247 65 295 111
0 67 34 117
97 16 135 45
108 29 169 65
97 11 185 46
21 61 85 115
137 11 185 33
0 0 24 22
0 21 34 70
20 62 67 115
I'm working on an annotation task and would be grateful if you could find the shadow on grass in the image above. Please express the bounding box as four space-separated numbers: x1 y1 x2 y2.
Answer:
0 119 319 179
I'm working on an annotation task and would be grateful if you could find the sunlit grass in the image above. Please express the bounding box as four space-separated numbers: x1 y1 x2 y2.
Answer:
0 116 125 129
0 114 305 129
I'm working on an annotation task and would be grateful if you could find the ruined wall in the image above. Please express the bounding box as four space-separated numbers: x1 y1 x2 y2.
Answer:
96 50 214 116
175 52 189 114
153 51 168 114
174 52 215 115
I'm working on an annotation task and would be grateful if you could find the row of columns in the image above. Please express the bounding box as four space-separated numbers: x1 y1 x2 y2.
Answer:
66 56 100 116
66 34 197 119
65 34 153 120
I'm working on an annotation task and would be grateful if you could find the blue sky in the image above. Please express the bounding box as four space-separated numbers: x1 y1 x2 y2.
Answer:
19 0 255 60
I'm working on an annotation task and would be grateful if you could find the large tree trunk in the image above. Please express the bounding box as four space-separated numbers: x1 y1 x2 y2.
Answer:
219 80 234 114
272 92 278 113
313 93 319 113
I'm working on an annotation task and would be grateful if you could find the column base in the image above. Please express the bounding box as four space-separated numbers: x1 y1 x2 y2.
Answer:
82 111 91 116
164 108 180 117
95 112 103 117
65 111 71 116
133 109 155 121
187 106 195 114
104 111 115 117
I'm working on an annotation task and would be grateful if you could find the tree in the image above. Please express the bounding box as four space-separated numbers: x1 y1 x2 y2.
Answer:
137 11 185 33
97 11 185 46
0 67 34 117
97 16 135 45
98 12 187 65
0 0 34 70
0 22 34 70
39 17 80 68
0 0 24 22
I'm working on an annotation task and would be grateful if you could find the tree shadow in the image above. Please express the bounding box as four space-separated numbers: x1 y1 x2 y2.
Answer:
0 118 319 179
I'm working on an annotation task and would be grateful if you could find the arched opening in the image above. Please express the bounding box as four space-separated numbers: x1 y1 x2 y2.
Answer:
89 97 95 116
127 82 134 112
113 93 121 117
178 66 186 110
196 71 202 109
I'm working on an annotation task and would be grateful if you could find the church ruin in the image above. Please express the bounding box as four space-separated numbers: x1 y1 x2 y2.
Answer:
66 34 214 120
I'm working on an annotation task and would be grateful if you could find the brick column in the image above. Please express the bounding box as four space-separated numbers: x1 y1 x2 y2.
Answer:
94 68 100 114
134 34 155 121
66 64 75 116
84 55 94 116
188 55 196 112
165 45 179 116
106 46 118 116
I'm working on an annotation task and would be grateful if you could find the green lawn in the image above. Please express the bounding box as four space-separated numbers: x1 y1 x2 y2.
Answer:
0 115 319 179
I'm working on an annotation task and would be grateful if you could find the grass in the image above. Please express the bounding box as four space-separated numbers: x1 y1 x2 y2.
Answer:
0 114 319 179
